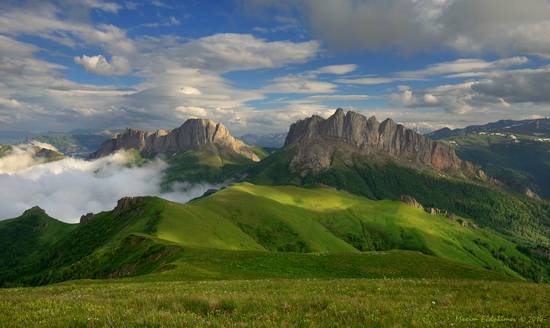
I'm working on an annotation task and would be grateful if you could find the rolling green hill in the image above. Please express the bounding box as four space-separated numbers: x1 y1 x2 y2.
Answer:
2 183 548 287
0 207 76 284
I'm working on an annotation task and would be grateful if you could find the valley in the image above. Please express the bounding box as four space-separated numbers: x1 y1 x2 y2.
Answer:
1 110 549 326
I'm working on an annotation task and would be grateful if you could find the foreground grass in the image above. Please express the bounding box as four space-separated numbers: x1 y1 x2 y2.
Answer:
1 278 549 327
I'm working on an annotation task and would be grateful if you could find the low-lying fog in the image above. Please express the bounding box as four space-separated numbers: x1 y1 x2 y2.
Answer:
0 146 223 223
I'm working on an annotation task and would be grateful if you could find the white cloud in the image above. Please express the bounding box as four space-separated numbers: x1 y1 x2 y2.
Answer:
82 0 121 13
399 57 530 79
423 94 439 104
390 89 415 106
0 145 45 174
175 106 208 119
313 64 358 75
0 4 135 54
0 97 21 108
74 55 132 76
262 76 337 94
175 33 320 72
179 86 202 95
336 77 396 85
0 150 224 223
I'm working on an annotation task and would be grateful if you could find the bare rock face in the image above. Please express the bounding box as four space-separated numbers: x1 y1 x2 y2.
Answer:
89 119 259 162
284 108 485 179
114 196 151 214
398 196 424 210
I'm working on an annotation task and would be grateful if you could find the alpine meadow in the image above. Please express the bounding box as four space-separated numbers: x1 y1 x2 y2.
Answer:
1 1 550 327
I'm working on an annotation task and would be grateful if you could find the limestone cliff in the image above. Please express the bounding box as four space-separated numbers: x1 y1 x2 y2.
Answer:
284 108 485 178
89 119 259 162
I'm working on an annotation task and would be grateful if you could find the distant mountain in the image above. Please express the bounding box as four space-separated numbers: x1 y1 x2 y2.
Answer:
0 143 64 163
434 130 550 200
427 118 550 140
27 130 117 158
89 118 260 162
239 132 287 148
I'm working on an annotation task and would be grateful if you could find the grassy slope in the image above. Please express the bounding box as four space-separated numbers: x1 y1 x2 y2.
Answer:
440 133 550 199
248 146 550 245
156 201 265 251
2 183 548 286
186 183 544 280
162 144 259 186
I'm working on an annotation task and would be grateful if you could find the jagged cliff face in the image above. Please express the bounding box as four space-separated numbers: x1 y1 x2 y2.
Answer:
284 108 485 178
90 119 260 162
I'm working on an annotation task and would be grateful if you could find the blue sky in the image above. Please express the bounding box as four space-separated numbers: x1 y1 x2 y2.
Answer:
1 0 550 136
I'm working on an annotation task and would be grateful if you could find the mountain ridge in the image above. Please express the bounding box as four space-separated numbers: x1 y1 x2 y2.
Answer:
89 118 260 162
427 117 550 140
284 108 485 179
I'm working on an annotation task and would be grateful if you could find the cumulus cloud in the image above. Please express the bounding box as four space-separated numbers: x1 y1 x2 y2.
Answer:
0 97 21 108
423 93 439 105
249 0 550 57
74 55 132 76
175 106 208 119
472 67 550 103
0 150 224 223
390 89 415 106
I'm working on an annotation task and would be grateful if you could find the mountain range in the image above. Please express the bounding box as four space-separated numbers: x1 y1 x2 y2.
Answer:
427 119 550 200
89 118 260 162
1 108 549 287
427 117 550 139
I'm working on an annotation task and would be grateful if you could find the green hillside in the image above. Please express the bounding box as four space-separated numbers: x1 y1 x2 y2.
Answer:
248 146 550 246
439 133 550 199
2 183 548 287
161 143 267 187
0 207 76 284
189 183 548 281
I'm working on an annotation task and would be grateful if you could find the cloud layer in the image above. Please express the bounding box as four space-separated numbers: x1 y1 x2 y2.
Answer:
0 148 223 223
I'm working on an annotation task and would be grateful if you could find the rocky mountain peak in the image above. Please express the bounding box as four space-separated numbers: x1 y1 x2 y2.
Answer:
89 118 259 161
285 108 485 178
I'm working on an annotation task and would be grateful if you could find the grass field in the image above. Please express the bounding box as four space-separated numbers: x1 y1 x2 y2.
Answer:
1 278 549 327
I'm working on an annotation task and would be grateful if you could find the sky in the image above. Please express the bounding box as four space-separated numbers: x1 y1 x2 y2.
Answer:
1 0 550 136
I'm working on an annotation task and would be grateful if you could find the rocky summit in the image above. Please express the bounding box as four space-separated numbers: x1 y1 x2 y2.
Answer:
284 108 485 178
89 118 260 161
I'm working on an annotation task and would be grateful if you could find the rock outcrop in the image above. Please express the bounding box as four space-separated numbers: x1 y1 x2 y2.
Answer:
284 108 485 178
79 212 94 224
114 196 152 214
89 119 259 162
398 196 424 210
